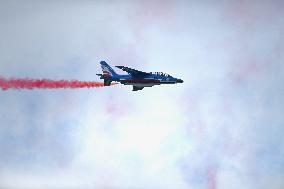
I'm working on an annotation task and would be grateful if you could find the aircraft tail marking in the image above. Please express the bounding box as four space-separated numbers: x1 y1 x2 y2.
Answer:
100 61 117 77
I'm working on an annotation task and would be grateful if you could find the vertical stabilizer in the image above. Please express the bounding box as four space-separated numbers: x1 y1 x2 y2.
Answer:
100 61 117 77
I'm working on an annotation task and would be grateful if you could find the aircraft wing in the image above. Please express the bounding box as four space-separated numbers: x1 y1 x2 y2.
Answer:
115 66 151 77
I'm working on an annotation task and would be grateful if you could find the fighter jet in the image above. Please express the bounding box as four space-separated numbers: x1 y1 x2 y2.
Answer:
97 61 184 91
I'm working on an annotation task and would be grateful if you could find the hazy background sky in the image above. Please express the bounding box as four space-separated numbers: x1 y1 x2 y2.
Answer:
0 1 284 189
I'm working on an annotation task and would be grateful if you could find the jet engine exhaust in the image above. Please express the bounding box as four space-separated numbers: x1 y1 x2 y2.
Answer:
0 77 116 91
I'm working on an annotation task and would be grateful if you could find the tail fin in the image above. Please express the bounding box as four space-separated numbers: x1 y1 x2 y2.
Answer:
100 61 117 77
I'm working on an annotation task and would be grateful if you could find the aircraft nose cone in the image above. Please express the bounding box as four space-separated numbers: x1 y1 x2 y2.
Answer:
177 79 184 83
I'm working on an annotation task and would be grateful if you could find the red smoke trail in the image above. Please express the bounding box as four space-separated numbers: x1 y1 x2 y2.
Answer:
0 77 115 91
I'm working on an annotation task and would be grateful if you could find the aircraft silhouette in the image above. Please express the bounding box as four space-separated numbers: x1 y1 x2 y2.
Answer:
97 61 183 91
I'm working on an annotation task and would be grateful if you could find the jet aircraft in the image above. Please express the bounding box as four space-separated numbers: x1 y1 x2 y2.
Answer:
97 61 183 91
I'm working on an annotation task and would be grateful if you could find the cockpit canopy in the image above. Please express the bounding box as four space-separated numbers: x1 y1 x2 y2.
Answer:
150 72 172 77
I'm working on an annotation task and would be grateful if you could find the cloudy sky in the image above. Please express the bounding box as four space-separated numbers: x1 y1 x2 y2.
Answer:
0 0 284 188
